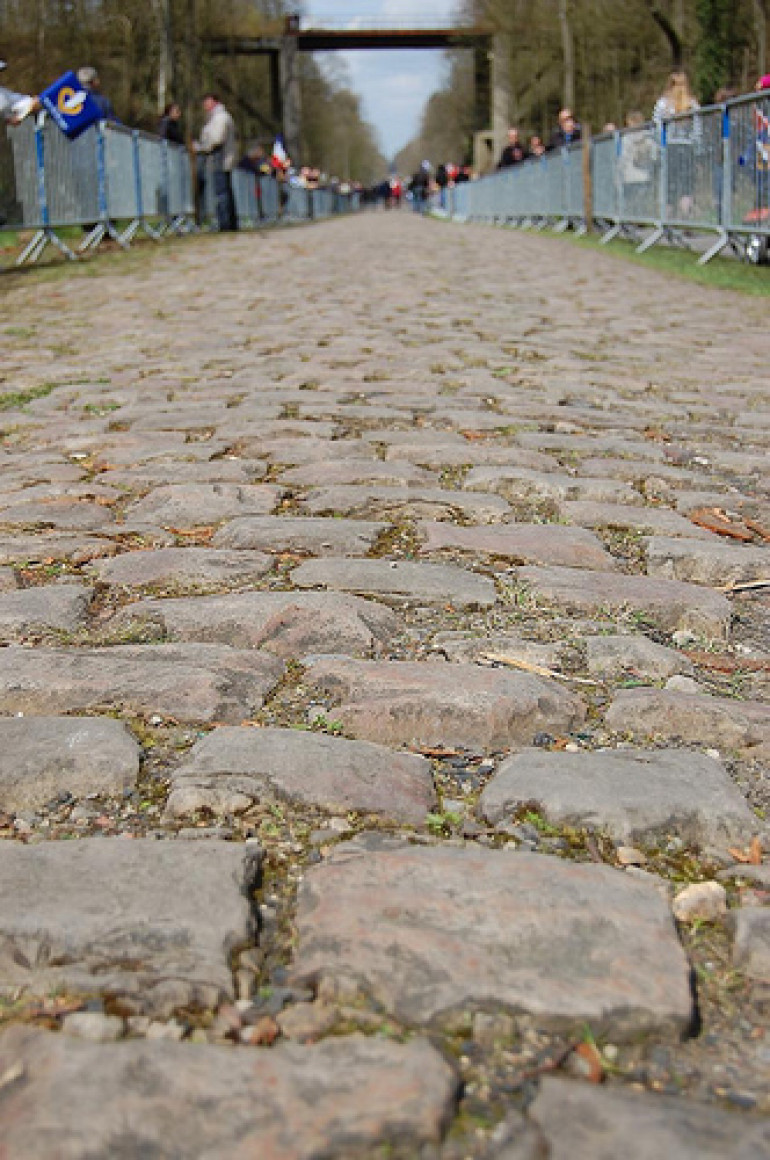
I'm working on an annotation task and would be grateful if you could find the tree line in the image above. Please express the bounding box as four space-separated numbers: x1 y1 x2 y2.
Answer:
400 0 769 170
0 0 386 183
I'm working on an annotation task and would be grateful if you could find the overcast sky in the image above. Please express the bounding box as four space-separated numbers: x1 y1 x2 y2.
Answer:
303 0 460 158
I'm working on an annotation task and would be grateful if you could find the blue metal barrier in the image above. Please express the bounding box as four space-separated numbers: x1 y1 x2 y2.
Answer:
441 90 770 265
1 112 360 267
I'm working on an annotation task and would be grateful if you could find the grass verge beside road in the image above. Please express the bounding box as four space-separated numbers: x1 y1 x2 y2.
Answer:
565 231 770 297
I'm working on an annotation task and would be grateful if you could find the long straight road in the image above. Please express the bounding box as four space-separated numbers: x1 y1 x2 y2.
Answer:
0 215 768 1157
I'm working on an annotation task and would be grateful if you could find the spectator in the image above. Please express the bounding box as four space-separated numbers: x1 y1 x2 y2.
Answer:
409 160 431 214
239 142 272 220
497 127 526 168
0 59 39 123
653 71 699 217
240 142 271 177
549 108 582 150
158 101 184 145
76 66 117 122
744 78 769 226
194 92 237 231
435 162 450 209
619 110 656 218
528 135 546 159
653 70 699 124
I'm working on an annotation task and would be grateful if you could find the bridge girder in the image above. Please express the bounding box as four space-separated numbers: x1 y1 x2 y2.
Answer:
205 27 506 169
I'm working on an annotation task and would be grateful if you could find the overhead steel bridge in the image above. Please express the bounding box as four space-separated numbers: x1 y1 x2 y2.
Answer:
205 21 506 167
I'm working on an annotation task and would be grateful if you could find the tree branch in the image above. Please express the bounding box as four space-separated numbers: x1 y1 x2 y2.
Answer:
647 1 683 68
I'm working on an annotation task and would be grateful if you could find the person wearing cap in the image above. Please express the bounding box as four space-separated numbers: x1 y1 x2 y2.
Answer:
0 60 39 124
76 66 117 122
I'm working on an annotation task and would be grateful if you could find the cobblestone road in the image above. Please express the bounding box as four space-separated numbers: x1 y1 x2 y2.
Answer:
0 215 769 1157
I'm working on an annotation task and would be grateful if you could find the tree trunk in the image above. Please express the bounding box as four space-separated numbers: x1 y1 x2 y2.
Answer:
754 0 768 75
152 0 175 113
185 0 199 134
647 1 683 68
559 0 575 109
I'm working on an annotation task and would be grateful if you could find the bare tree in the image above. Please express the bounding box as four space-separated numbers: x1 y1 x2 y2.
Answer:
754 0 767 73
645 0 684 67
151 0 175 112
558 0 575 107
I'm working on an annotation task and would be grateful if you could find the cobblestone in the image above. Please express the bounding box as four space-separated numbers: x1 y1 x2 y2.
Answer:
0 215 767 1153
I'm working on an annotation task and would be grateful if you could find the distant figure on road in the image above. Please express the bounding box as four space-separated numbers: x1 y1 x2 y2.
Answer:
194 92 238 231
76 66 117 122
409 161 431 214
497 127 526 168
435 162 450 208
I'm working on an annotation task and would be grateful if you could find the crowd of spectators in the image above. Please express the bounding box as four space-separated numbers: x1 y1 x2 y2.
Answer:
3 54 768 238
495 108 581 170
1 60 362 233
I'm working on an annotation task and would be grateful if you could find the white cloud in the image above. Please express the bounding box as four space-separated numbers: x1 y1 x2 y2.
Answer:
379 0 459 23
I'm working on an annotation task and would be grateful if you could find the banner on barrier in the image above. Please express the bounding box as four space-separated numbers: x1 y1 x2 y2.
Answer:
40 72 102 139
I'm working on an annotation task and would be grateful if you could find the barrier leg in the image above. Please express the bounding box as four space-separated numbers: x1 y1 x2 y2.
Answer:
636 226 664 252
119 218 143 245
16 227 77 265
697 230 730 265
600 224 622 244
78 221 130 253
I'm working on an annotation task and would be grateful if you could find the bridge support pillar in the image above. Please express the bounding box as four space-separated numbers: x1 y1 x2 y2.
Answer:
491 34 510 166
280 37 302 164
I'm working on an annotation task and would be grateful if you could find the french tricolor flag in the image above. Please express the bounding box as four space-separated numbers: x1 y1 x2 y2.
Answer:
272 136 288 168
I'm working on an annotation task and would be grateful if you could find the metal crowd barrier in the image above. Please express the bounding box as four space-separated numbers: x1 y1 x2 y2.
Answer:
196 153 357 232
447 143 586 233
1 114 359 268
443 90 769 264
0 113 195 265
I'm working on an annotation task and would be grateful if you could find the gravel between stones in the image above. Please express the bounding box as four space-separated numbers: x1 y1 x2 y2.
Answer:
0 214 768 1155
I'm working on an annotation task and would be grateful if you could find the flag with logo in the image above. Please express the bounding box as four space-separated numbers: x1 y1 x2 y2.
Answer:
40 71 103 138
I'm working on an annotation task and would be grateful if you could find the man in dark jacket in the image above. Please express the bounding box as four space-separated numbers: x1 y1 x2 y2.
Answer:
435 162 450 208
497 127 526 168
158 102 184 145
409 161 431 214
548 108 581 150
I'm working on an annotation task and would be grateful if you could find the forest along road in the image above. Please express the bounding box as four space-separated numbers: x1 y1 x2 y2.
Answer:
0 213 768 1159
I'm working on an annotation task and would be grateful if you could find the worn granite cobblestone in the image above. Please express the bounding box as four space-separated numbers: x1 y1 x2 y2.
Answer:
0 214 767 1155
